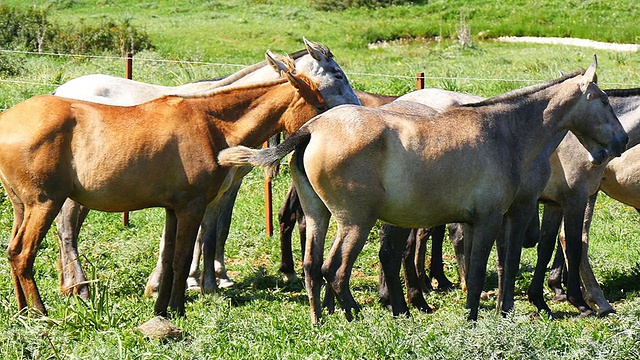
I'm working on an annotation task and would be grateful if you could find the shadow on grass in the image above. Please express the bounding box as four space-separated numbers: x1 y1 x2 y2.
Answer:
209 267 308 307
599 261 640 302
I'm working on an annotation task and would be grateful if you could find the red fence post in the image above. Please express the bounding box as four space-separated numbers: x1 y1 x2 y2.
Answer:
263 141 273 237
122 53 133 226
416 72 425 90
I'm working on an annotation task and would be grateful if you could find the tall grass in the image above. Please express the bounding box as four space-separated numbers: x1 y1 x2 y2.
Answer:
0 0 639 358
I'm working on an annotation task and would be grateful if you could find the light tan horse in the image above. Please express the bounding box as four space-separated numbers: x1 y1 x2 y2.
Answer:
218 58 627 323
600 144 640 207
0 50 361 317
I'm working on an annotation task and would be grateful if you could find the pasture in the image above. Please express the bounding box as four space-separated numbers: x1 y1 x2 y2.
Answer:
0 0 639 358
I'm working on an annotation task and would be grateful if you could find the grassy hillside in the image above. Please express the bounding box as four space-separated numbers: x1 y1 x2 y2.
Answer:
0 1 639 359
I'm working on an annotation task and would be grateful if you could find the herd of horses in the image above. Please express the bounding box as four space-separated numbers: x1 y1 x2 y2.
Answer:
0 37 637 325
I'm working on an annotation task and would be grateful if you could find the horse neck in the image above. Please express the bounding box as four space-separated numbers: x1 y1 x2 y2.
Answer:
478 85 579 166
200 83 316 148
610 94 640 148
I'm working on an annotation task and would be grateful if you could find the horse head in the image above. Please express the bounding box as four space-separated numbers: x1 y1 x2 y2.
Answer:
565 55 628 165
292 37 361 108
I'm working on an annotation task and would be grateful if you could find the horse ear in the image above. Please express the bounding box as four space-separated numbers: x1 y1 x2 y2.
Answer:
581 54 598 90
265 50 289 74
303 37 333 62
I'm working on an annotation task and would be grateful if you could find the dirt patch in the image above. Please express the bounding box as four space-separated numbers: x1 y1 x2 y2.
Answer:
497 36 638 52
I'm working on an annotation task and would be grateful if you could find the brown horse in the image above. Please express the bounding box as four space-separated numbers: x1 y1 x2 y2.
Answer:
218 58 627 323
0 50 361 317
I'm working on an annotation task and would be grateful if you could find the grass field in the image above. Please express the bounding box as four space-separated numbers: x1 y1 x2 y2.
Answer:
0 1 639 359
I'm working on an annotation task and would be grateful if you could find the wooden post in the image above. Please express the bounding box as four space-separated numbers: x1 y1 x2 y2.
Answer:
122 53 133 227
416 72 425 90
263 141 273 236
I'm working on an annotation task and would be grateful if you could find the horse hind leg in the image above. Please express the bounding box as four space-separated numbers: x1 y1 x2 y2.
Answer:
580 194 615 317
8 199 65 315
322 221 377 322
547 240 567 302
212 182 242 289
379 224 411 315
55 199 90 299
278 183 302 282
427 225 455 291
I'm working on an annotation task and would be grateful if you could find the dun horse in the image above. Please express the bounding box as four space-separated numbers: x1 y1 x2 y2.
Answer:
218 58 627 323
526 87 640 317
0 48 361 317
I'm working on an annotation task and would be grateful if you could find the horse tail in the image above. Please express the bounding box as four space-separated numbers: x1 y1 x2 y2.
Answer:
218 127 312 178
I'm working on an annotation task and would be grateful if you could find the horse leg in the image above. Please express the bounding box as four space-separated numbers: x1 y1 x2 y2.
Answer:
144 228 167 297
498 201 537 315
213 181 242 289
527 202 563 316
579 193 615 316
413 228 431 293
295 176 331 325
449 223 467 291
522 210 541 248
278 183 301 282
559 202 593 317
464 214 504 321
428 225 454 291
378 224 411 315
167 205 205 317
186 230 202 291
156 204 205 317
154 209 177 316
323 221 376 321
403 228 431 312
55 198 90 299
547 240 567 302
8 199 64 315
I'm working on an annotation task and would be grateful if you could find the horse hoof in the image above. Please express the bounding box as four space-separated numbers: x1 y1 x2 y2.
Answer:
579 308 595 318
282 272 299 283
597 307 616 317
186 277 200 292
218 278 235 289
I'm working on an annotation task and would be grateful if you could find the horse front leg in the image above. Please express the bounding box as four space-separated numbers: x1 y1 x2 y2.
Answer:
55 199 90 299
154 209 178 317
464 213 503 321
559 203 593 317
527 202 563 316
166 204 205 317
8 199 64 315
449 223 467 291
428 225 454 291
579 193 614 316
378 224 411 315
498 201 537 316
403 228 431 312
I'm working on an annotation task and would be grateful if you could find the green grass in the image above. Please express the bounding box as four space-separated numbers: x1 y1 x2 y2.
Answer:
0 0 640 358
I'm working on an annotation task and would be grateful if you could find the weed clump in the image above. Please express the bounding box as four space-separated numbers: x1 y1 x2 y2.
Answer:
0 5 153 55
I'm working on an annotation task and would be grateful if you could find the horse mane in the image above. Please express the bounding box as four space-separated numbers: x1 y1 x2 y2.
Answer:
176 78 288 99
190 49 308 87
463 69 586 107
604 88 640 97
